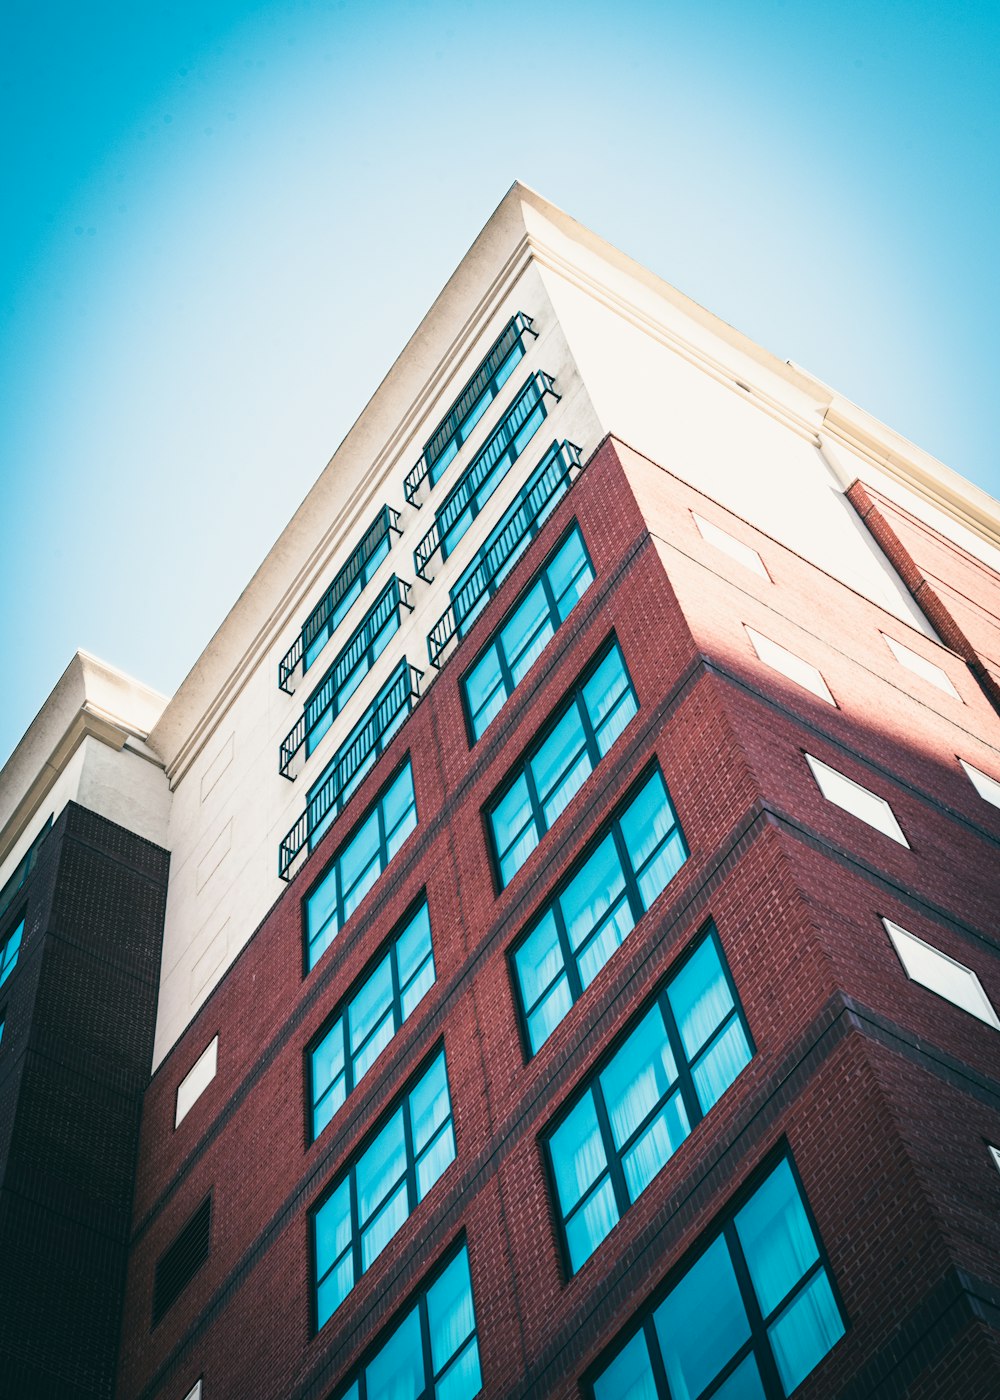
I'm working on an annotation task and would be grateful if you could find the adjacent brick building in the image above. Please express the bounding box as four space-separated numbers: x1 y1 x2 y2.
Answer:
1 184 998 1400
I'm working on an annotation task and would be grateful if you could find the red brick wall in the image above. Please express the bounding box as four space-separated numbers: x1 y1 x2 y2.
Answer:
118 438 1000 1399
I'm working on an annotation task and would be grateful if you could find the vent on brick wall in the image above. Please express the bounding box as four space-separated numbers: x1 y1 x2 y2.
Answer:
152 1194 212 1326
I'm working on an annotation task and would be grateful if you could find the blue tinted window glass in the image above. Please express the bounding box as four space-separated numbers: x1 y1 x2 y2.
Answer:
0 918 24 988
366 1306 425 1400
593 1330 658 1400
589 1155 842 1400
767 1269 844 1395
546 931 751 1271
305 763 417 972
312 1052 455 1328
310 900 435 1141
337 1246 481 1400
461 528 594 743
512 766 688 1053
735 1159 820 1317
655 1235 751 1400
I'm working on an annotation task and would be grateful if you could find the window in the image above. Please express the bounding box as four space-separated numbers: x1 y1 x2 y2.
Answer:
489 641 638 886
590 1155 845 1400
693 513 769 581
427 441 583 670
278 506 401 690
175 1035 219 1128
302 577 411 761
0 1014 5 1049
304 508 399 674
745 627 834 705
959 758 1000 811
405 309 536 501
0 817 50 924
547 930 753 1272
462 526 594 743
882 634 960 699
332 1242 482 1400
415 372 557 577
512 768 688 1056
0 916 24 989
306 662 422 853
312 1049 456 1330
152 1194 212 1326
883 918 1000 1029
305 762 418 972
804 754 909 847
309 900 435 1141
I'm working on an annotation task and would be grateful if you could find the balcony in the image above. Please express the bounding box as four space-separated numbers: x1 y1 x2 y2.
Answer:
412 372 559 583
279 576 412 779
278 506 402 694
278 661 423 881
427 440 583 669
404 312 537 506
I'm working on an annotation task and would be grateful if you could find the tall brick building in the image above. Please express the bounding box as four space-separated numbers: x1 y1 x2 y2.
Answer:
2 184 999 1400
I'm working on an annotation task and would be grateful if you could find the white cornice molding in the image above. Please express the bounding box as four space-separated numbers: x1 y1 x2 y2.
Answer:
524 232 827 448
0 704 164 869
821 408 1000 553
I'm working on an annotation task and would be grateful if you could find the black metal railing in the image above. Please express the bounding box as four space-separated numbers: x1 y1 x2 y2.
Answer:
278 506 402 693
404 312 537 506
279 576 412 778
427 440 583 669
412 372 558 582
278 661 423 880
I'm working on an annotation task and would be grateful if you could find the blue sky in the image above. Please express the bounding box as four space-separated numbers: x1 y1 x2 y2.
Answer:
2 0 998 765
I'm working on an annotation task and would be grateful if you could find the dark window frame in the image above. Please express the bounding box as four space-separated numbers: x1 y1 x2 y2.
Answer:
309 1041 455 1337
302 576 412 760
542 923 755 1279
304 892 435 1145
458 521 594 748
0 911 26 991
484 633 638 892
507 761 688 1062
326 1234 477 1400
581 1143 848 1400
302 756 418 976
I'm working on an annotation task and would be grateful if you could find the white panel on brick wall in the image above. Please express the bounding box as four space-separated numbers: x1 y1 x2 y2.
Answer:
175 1036 219 1127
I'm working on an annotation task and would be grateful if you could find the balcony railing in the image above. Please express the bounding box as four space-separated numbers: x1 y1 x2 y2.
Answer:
278 506 401 694
412 372 559 583
278 661 423 881
427 440 583 669
404 312 537 506
280 576 413 779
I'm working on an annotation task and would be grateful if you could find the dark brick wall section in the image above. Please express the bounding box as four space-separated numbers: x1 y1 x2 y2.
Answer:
117 439 1000 1399
0 802 169 1399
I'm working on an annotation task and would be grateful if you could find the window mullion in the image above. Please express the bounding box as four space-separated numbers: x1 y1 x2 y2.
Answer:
419 1290 434 1396
557 904 584 1002
402 1088 419 1215
522 761 547 846
643 1314 672 1399
610 820 644 921
590 1079 631 1218
342 1014 355 1097
659 987 703 1132
389 939 404 1037
578 692 603 770
724 1219 785 1399
350 1167 363 1290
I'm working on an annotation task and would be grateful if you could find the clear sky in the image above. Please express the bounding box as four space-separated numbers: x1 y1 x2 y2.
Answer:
2 0 997 766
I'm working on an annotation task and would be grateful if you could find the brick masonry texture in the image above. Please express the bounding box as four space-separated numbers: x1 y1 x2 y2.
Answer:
116 438 1000 1399
0 802 170 1399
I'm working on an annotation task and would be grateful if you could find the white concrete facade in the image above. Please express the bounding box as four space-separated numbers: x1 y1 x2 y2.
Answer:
4 182 998 1070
